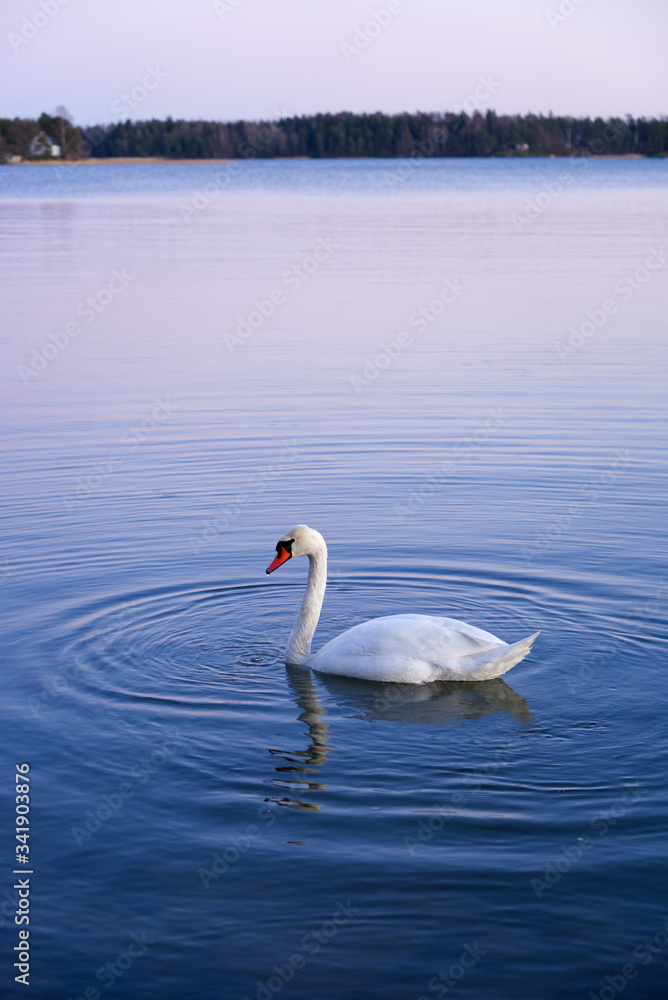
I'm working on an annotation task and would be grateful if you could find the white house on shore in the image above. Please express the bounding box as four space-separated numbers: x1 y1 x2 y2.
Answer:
28 133 61 158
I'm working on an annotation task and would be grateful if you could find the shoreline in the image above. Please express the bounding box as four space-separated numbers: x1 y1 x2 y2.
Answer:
7 153 654 166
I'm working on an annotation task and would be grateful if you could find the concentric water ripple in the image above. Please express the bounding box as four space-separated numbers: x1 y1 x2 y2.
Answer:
46 560 659 725
56 582 287 709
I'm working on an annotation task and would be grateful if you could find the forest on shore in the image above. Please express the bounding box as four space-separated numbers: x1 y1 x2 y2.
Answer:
2 110 667 161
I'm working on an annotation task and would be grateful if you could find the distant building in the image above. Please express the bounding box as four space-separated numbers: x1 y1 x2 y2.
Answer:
28 133 61 158
4 154 23 164
515 142 530 153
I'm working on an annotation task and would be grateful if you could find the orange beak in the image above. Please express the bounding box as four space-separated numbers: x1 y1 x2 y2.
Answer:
266 546 291 574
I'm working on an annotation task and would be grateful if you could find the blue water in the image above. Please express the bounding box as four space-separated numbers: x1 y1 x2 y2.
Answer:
1 155 667 200
1 159 667 999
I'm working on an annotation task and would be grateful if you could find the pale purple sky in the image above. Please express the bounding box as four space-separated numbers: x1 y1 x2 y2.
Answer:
1 0 666 125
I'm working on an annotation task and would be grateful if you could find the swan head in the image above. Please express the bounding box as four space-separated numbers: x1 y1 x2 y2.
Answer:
266 524 326 574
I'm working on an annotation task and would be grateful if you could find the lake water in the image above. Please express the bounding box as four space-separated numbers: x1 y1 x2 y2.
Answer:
1 158 667 999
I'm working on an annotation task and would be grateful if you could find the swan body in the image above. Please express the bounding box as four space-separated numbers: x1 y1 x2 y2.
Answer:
266 525 538 684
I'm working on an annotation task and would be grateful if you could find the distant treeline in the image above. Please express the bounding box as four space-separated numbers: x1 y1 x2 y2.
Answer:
3 111 668 160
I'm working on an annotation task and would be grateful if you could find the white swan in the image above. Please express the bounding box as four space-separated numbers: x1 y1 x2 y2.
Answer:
266 525 538 684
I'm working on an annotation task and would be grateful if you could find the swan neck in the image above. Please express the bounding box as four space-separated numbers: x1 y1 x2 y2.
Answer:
286 546 327 665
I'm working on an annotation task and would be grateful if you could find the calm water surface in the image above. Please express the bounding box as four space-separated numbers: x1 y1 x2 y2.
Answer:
1 159 667 999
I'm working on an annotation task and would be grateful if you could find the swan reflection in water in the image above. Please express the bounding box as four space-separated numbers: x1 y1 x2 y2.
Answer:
264 666 331 813
264 665 533 812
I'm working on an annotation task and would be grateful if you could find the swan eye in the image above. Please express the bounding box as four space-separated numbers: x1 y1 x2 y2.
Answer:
276 539 294 556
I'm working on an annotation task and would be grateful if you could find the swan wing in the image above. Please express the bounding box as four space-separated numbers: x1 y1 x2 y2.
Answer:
308 614 537 684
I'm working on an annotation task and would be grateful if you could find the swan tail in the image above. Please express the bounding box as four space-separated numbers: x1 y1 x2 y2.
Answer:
461 631 540 681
